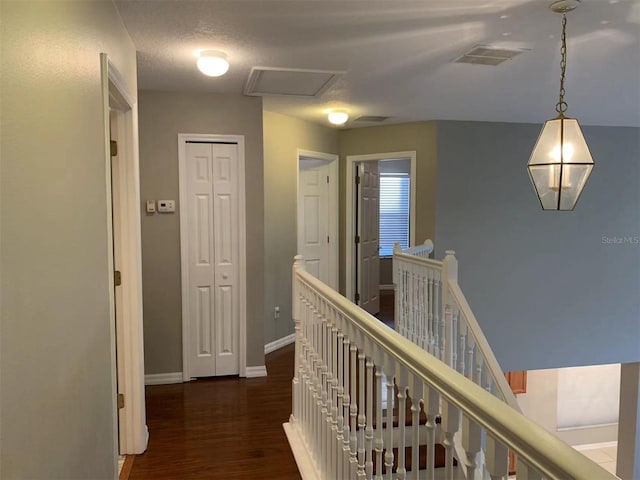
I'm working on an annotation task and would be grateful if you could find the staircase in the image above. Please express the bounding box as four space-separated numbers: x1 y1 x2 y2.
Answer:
284 246 617 479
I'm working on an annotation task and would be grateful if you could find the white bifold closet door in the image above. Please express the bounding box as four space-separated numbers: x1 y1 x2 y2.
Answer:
185 142 239 377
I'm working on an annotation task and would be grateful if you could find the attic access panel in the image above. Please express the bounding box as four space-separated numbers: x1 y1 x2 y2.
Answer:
245 67 344 97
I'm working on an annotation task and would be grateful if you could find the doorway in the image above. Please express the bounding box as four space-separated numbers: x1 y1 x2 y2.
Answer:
101 53 148 458
178 133 247 380
297 150 339 290
345 151 417 307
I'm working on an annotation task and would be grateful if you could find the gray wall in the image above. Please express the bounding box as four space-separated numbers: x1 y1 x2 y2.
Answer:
263 111 338 344
0 1 137 477
435 121 640 371
138 91 265 373
338 122 438 292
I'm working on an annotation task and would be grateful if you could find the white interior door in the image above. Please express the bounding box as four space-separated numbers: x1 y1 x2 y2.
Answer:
185 142 239 377
357 161 380 314
109 111 125 449
298 162 330 283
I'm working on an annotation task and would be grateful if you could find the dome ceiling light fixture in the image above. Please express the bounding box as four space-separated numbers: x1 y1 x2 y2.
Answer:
527 0 594 211
327 109 349 125
196 50 230 77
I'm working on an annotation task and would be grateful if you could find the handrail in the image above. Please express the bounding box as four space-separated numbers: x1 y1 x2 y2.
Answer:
393 249 443 270
448 281 520 411
292 264 616 480
393 242 520 412
400 238 434 257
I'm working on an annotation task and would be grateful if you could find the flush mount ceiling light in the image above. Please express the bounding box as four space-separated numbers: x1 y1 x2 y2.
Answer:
327 110 349 125
196 50 229 77
527 0 594 211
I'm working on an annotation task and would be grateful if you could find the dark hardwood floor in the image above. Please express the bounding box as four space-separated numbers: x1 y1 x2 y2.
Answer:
129 291 395 479
376 289 395 327
129 345 302 479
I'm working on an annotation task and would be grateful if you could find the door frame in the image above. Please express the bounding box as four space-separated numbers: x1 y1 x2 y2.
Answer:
178 133 247 380
344 151 417 302
100 54 148 457
296 149 339 290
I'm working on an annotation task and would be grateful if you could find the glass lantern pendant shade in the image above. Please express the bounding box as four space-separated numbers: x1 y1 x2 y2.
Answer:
528 2 594 211
527 115 594 210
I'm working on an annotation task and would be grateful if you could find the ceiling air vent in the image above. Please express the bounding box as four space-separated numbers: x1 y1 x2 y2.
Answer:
454 45 527 66
354 115 390 123
245 67 344 98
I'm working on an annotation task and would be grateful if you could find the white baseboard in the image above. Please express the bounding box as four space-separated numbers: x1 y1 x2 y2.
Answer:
574 440 618 451
284 422 320 480
265 333 296 354
144 372 183 385
245 365 267 378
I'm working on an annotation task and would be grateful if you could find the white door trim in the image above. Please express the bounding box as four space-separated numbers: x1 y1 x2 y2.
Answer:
345 151 416 302
297 149 339 290
100 53 148 457
178 133 247 380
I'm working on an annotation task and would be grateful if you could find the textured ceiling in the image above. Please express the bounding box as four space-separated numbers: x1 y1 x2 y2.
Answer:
114 0 640 128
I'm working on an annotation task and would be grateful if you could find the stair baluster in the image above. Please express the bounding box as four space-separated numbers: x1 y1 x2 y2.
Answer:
357 350 366 478
365 354 375 478
517 462 544 480
342 335 352 479
336 330 345 480
374 362 384 480
442 400 460 480
424 384 439 480
486 435 509 480
409 376 422 480
349 343 358 476
396 370 408 480
462 415 482 480
384 360 396 480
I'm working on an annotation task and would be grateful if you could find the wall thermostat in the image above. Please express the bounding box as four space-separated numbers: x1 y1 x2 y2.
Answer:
157 200 176 213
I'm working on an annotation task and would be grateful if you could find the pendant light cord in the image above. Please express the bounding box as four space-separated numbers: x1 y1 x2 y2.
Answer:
556 14 568 115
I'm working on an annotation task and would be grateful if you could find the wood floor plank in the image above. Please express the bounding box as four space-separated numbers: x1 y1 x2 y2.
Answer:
129 345 301 479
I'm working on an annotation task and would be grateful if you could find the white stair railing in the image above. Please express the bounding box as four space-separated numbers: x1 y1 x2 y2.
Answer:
393 242 518 411
286 255 616 480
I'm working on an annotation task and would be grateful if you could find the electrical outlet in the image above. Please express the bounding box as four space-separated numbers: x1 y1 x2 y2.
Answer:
274 305 280 319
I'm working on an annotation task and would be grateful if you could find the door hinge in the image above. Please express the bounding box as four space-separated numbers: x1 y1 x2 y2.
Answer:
110 140 118 157
355 293 361 303
355 175 361 185
117 393 125 409
327 175 329 184
114 270 122 287
327 235 330 243
354 235 360 244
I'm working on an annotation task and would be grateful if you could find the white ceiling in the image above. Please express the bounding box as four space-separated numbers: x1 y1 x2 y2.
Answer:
114 0 640 128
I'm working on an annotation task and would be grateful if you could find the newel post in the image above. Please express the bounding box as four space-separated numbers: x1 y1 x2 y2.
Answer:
423 238 434 256
392 242 402 330
442 250 458 368
291 255 305 424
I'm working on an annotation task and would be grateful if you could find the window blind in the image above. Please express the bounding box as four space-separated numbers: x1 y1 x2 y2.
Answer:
379 173 410 256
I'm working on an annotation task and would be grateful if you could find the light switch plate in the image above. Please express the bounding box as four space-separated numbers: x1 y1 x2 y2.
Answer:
146 200 156 213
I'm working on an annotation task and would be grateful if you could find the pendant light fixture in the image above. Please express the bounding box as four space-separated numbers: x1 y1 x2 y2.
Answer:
527 0 594 211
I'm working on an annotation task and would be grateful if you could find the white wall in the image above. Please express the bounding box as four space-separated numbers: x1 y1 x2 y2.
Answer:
0 1 137 477
518 365 620 446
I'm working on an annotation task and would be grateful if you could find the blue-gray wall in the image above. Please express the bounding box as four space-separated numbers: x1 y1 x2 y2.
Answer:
435 121 640 371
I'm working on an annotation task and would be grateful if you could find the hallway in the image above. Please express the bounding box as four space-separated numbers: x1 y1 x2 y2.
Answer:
129 345 301 479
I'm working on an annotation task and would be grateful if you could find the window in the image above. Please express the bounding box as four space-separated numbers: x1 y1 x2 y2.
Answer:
379 173 410 256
